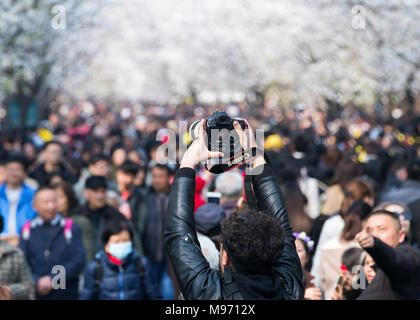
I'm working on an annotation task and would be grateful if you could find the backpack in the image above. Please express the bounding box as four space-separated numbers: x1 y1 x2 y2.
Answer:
22 217 73 243
93 254 146 299
221 266 244 300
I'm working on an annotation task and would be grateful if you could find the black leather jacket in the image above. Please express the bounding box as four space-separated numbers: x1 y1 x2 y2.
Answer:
165 164 304 300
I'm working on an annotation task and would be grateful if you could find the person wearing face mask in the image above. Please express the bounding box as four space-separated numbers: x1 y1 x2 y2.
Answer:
79 218 161 300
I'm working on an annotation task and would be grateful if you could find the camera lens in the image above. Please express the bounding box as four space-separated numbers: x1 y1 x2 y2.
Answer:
218 116 229 124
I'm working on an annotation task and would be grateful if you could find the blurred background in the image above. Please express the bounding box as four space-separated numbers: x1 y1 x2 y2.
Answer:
1 0 420 129
1 1 420 302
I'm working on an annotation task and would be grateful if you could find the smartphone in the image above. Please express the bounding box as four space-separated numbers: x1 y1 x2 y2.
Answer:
334 274 344 291
207 191 221 205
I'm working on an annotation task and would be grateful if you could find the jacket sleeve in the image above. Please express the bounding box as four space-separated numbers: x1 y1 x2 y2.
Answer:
6 249 35 300
127 219 143 257
366 237 420 282
79 262 98 300
165 167 222 300
251 164 304 300
51 224 86 281
409 199 420 246
141 256 162 300
72 215 95 263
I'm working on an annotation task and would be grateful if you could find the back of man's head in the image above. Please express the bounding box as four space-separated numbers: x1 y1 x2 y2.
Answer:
215 171 243 200
292 134 309 153
220 209 285 275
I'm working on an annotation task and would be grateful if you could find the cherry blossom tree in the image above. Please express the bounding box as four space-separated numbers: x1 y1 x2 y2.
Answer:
2 0 420 114
0 0 101 126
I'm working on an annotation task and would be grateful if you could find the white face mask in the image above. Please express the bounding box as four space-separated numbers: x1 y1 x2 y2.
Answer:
108 241 133 260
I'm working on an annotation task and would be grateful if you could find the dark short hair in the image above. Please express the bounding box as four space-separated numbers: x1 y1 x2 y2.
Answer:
150 162 172 176
42 140 63 151
221 210 285 275
85 175 108 190
5 152 28 171
117 160 139 176
89 155 109 166
45 171 65 186
341 247 365 271
367 210 402 230
407 158 420 181
102 217 133 245
34 186 56 199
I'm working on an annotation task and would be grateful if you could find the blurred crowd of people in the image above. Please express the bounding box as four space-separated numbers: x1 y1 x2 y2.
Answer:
0 99 420 300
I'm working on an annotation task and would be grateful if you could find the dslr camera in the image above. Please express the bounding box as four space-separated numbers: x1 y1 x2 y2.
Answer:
189 110 247 159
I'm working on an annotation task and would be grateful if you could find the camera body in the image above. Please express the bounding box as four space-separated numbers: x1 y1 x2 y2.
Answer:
189 110 247 158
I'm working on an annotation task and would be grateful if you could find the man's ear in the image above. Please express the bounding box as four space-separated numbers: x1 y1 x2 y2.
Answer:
363 196 374 207
32 200 37 213
220 245 232 274
398 229 406 244
83 189 89 200
104 242 110 254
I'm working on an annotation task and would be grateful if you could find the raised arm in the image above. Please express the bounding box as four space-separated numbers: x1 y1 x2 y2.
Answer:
365 237 420 282
165 120 224 300
251 164 304 300
165 168 222 300
234 119 303 299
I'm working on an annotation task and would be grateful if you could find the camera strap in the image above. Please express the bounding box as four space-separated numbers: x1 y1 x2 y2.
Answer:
205 147 268 210
205 147 264 174
244 170 257 210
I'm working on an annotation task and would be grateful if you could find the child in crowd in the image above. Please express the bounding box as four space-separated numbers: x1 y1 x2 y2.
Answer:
80 218 161 300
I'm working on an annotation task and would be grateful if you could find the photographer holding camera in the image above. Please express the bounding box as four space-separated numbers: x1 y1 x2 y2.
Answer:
165 115 304 300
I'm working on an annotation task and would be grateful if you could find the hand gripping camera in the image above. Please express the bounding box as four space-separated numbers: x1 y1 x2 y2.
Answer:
189 110 261 174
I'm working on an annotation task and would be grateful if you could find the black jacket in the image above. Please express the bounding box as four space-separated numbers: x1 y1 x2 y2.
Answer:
408 198 420 248
165 164 304 300
358 237 420 300
130 186 170 261
19 215 86 300
79 251 161 300
125 187 149 254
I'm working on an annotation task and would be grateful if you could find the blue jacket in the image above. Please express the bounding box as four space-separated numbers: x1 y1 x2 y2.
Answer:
80 250 162 300
0 183 37 236
19 214 86 300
